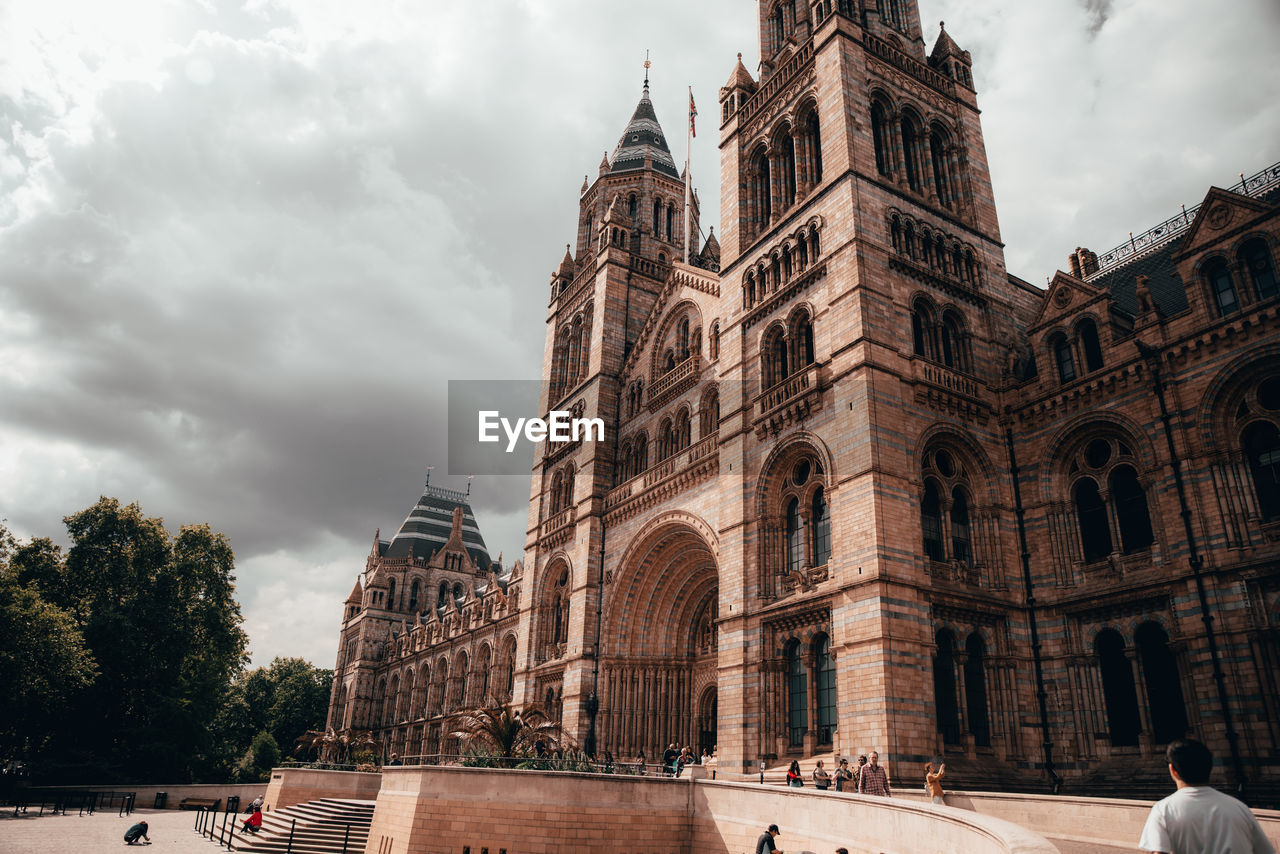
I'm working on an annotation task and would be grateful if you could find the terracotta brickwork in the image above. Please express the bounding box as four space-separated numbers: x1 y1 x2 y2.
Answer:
331 0 1280 797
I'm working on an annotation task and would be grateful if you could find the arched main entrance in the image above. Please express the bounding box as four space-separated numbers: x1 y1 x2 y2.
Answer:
599 515 718 761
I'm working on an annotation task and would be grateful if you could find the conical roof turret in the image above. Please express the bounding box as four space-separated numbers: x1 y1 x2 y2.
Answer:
345 577 363 606
609 77 679 179
724 53 757 92
701 226 720 263
929 21 968 65
558 244 576 277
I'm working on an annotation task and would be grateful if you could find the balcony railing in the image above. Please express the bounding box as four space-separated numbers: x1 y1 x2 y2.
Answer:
863 32 956 97
757 363 820 418
1089 160 1280 276
740 41 815 123
540 506 576 541
647 354 701 412
604 433 720 514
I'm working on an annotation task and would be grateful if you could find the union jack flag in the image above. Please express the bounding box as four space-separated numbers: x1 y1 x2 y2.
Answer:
689 89 697 138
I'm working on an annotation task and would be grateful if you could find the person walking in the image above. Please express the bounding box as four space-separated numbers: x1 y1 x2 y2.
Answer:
813 759 831 791
1138 738 1274 854
833 758 853 792
123 820 150 845
756 823 784 853
786 759 803 787
854 754 868 791
925 762 946 805
858 751 891 797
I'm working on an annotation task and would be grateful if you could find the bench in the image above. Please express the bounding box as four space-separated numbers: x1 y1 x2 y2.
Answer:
178 797 221 811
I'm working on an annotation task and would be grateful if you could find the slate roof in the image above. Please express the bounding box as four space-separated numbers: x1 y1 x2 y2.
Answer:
384 484 492 569
1089 236 1189 318
609 83 680 180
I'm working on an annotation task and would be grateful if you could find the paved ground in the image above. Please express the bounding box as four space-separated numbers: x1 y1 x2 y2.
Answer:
0 808 235 854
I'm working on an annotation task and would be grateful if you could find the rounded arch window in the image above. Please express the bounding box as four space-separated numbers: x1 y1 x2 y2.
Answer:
919 445 978 569
1068 434 1153 560
1259 376 1280 411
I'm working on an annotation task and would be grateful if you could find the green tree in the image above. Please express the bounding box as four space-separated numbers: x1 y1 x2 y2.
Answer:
448 703 563 760
12 498 249 782
207 657 332 778
236 731 281 782
0 525 97 763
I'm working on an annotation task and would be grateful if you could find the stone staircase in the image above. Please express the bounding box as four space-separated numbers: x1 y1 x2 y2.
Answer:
231 798 375 853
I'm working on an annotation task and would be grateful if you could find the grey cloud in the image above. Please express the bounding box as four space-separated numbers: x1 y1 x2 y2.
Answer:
2 0 1275 665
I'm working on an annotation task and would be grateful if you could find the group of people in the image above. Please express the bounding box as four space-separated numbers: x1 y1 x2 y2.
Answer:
785 751 895 796
645 743 714 777
763 739 1274 854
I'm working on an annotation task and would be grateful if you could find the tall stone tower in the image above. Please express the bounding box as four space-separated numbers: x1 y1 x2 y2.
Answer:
709 0 1043 773
513 70 712 750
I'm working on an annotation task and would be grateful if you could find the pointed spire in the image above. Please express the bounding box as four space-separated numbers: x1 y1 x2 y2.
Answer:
370 528 381 557
599 151 610 176
725 52 757 92
930 20 968 65
604 193 621 223
701 226 720 262
580 174 589 194
608 67 680 179
558 244 576 277
345 577 363 606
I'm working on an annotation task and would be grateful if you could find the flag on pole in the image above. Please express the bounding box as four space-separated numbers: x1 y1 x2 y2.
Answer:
689 89 697 138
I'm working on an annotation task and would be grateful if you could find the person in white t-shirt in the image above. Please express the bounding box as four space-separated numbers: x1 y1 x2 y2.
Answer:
1139 738 1274 854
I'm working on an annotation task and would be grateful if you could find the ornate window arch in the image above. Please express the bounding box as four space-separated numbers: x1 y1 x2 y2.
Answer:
900 109 926 193
1066 434 1155 562
1203 255 1239 316
929 122 957 208
758 445 832 593
870 97 894 178
700 385 721 438
1050 331 1077 384
918 444 986 578
1241 237 1279 302
761 322 789 389
788 305 815 372
1076 316 1104 374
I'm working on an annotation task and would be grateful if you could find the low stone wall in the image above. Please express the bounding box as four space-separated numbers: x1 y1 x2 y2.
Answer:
367 766 695 854
693 782 1057 854
351 766 1055 854
263 768 382 811
34 781 266 810
895 788 1280 850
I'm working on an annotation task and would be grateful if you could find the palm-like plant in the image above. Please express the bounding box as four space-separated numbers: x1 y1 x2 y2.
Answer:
448 703 564 759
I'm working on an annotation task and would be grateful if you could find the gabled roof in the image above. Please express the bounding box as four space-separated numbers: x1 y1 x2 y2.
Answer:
385 482 491 568
1172 185 1274 260
609 82 680 179
1030 271 1110 330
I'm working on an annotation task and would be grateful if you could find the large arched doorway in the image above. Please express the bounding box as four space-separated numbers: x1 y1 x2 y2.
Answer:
600 515 718 761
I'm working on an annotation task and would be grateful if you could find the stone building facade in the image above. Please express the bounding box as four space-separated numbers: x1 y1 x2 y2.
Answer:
332 0 1280 792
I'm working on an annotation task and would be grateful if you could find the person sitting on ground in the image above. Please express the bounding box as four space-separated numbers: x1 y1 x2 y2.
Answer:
786 759 803 787
1139 738 1274 854
925 762 946 805
756 823 784 854
241 806 263 834
813 759 831 790
834 758 853 792
123 820 150 845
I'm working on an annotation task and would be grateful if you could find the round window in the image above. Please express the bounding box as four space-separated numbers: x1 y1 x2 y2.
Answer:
1085 439 1112 469
793 459 811 485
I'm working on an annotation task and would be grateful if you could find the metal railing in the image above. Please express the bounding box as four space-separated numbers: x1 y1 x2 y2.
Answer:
1089 160 1280 276
8 788 136 817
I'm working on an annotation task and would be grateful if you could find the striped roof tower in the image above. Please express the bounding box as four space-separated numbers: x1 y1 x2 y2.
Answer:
608 73 680 180
382 480 493 570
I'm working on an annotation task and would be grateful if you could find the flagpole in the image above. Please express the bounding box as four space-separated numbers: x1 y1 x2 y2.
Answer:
684 86 692 264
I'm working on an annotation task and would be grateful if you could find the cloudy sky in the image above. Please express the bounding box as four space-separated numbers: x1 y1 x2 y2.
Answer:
2 0 1277 669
